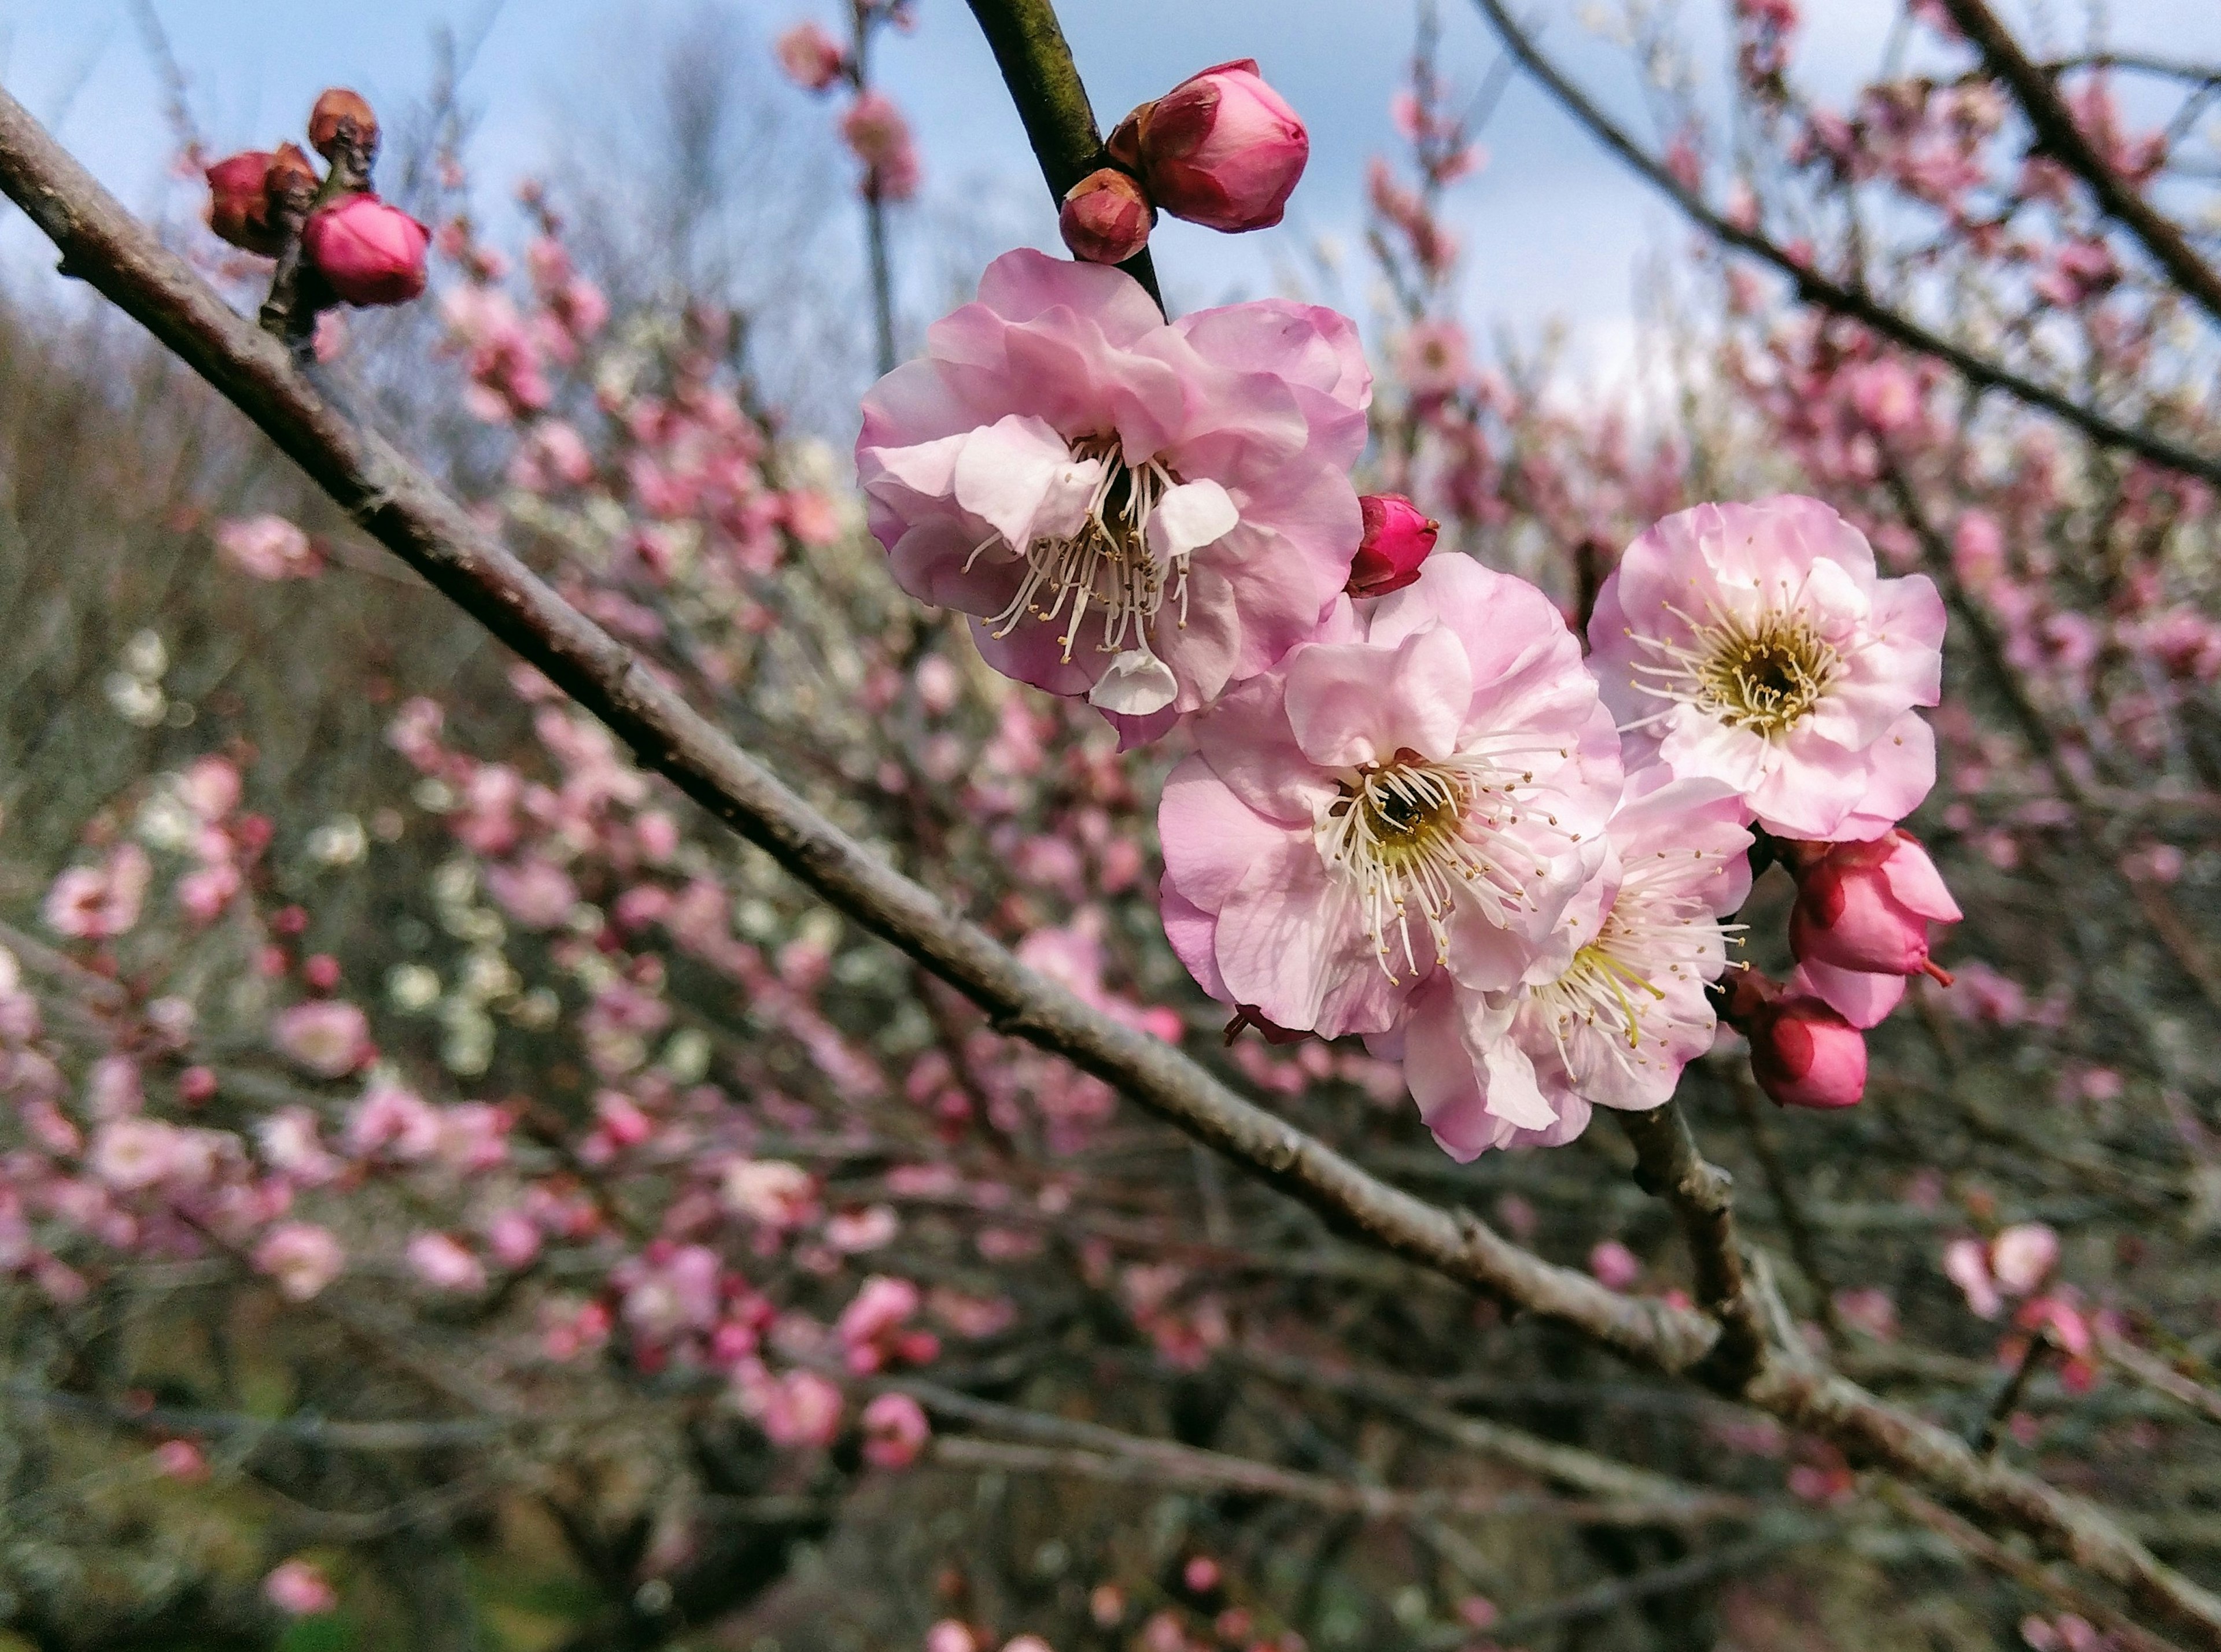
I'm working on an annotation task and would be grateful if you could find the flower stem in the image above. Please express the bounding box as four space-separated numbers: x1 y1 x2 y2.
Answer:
962 0 1166 315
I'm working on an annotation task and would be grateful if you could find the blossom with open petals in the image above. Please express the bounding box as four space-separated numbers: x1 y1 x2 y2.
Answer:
1589 496 1944 840
1381 767 1750 1160
858 249 1368 737
1159 555 1620 1040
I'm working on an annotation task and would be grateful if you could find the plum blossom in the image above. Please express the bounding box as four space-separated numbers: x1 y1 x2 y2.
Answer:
1380 768 1750 1159
43 843 152 941
858 249 1368 732
775 21 847 93
1589 496 1945 839
722 1158 818 1227
215 515 323 581
264 1559 338 1616
253 1221 345 1300
861 1391 931 1468
1160 554 1620 1040
407 1231 487 1293
273 1000 372 1078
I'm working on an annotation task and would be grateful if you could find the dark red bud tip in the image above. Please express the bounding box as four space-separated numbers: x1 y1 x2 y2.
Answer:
1059 168 1154 265
308 88 379 160
1346 493 1439 598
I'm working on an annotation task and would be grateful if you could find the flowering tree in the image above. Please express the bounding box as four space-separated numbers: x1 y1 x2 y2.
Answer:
1 1 2220 1649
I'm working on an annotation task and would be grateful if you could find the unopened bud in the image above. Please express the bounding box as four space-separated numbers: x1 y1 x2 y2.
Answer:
205 150 282 255
1748 996 1866 1110
265 142 319 204
774 21 849 93
302 194 430 306
1348 494 1438 597
1059 168 1153 265
308 88 379 161
1788 830 1961 980
1109 59 1308 233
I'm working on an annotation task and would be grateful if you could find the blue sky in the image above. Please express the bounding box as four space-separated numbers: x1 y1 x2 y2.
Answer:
3 0 2214 394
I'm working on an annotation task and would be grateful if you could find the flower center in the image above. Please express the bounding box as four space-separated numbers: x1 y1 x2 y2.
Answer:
980 438 1186 666
1314 750 1539 981
1629 605 1843 740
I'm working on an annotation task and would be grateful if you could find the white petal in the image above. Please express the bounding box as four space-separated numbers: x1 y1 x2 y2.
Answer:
1087 650 1179 715
1145 479 1239 568
866 432 967 499
951 414 1082 550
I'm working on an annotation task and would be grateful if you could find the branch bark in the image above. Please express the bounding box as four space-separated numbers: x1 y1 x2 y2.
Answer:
1937 0 2221 331
3 83 2219 1651
1466 0 2221 487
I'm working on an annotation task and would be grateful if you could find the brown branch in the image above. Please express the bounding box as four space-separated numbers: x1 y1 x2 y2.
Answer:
1466 0 2221 487
1619 1101 1770 1385
3 86 2219 1651
1938 0 2221 331
2101 1331 2221 1429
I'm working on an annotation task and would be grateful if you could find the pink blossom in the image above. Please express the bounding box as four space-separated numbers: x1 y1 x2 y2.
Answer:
1747 995 1866 1109
1787 831 1961 1026
1382 768 1748 1159
346 1082 441 1161
256 1107 341 1185
253 1221 345 1300
1991 1222 2060 1295
214 515 322 580
407 1231 487 1293
1945 1236 2004 1319
858 249 1368 731
744 1365 845 1448
826 1204 899 1252
861 1391 931 1468
177 756 242 820
154 1439 208 1481
486 856 578 929
722 1158 819 1227
840 90 921 203
1396 320 1470 398
90 1118 188 1191
1588 1239 1641 1289
176 863 241 925
619 1244 721 1340
264 1559 338 1616
1347 494 1438 598
302 193 430 306
486 1208 542 1269
927 1622 980 1652
1952 511 2005 588
1589 496 1946 840
1159 554 1620 1041
775 21 847 92
43 843 152 941
273 1000 372 1078
838 1274 924 1373
1113 60 1309 232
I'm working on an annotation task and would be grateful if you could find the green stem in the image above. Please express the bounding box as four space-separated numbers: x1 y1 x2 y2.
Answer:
962 0 1165 314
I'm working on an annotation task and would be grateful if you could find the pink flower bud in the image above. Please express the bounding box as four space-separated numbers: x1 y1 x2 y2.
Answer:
1748 996 1867 1109
1110 60 1308 232
1789 830 1961 979
860 1391 931 1468
204 150 283 255
264 1559 337 1616
840 90 921 204
1059 168 1154 265
302 194 430 307
775 21 849 93
1347 493 1438 597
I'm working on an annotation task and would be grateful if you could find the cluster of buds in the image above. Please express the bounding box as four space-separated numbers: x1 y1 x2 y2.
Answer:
1721 831 1961 1111
202 88 429 316
1058 60 1310 267
776 13 922 204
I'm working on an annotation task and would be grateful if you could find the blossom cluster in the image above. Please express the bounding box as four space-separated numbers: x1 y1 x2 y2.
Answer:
775 9 923 204
862 243 1956 1155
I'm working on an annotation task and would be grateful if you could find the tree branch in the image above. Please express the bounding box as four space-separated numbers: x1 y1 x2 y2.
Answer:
1619 1101 1770 1386
3 84 2219 1650
1466 0 2221 487
962 0 1165 312
1938 0 2221 331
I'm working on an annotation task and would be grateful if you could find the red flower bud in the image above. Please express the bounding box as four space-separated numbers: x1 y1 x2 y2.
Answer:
308 88 379 161
774 21 849 93
205 150 282 255
1788 830 1960 979
1110 60 1308 233
1747 996 1867 1110
1059 168 1154 265
1347 494 1438 597
302 194 430 306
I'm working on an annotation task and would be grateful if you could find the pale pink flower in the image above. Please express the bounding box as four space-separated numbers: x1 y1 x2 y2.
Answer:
1945 1236 2004 1319
215 515 322 580
838 1275 924 1373
177 756 242 821
254 1221 345 1300
826 1204 899 1252
256 1106 341 1185
486 856 578 929
407 1231 486 1293
346 1081 441 1161
861 1391 931 1468
858 249 1368 734
176 863 242 925
264 1559 338 1616
1991 1222 2060 1295
618 1244 721 1340
273 1000 372 1078
927 1623 980 1652
1380 768 1748 1159
1589 496 1945 840
1395 319 1470 398
721 1158 818 1228
1588 1239 1641 1290
775 20 847 92
1159 555 1621 1040
43 843 152 941
154 1439 208 1481
840 90 921 202
486 1208 541 1269
743 1365 845 1448
91 1117 187 1191
436 1102 511 1172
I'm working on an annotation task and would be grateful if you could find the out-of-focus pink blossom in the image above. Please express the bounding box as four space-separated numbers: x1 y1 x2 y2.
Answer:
861 1391 931 1468
1588 1239 1641 1289
1991 1222 2060 1295
722 1158 819 1227
346 1082 442 1161
775 21 848 92
925 1622 979 1652
154 1439 208 1481
744 1365 845 1448
273 1000 372 1078
840 90 921 203
486 856 578 929
1112 60 1308 232
264 1559 338 1616
407 1230 487 1293
254 1221 345 1300
44 844 152 941
1945 1236 2004 1318
1589 496 1946 840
